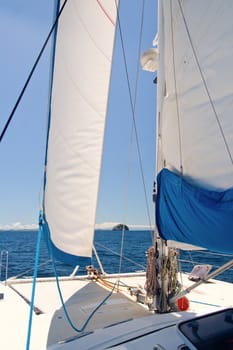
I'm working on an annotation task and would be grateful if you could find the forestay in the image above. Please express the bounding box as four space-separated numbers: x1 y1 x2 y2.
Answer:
156 0 233 252
43 0 117 263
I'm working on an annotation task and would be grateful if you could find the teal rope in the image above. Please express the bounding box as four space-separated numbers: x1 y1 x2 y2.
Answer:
47 236 118 333
25 212 43 350
190 299 221 308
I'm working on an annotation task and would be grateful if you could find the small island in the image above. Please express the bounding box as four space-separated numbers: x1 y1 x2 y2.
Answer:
112 224 129 231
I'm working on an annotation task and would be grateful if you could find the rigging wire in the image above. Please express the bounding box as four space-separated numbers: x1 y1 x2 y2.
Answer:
10 259 52 280
115 0 154 273
19 2 69 348
95 241 146 271
180 258 233 273
0 0 68 144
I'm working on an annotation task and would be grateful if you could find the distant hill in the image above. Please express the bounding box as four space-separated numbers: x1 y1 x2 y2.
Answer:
112 224 129 231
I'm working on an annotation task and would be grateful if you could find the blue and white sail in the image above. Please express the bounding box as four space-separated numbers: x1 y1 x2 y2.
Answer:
156 0 233 253
43 0 117 264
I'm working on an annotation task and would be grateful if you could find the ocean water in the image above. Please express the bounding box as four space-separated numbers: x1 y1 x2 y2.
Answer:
0 229 232 283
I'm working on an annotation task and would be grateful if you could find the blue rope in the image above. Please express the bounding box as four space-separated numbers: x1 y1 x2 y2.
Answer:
47 236 118 333
25 212 43 350
190 299 221 308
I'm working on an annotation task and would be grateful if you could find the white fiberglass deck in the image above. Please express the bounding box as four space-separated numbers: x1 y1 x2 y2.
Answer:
0 273 232 349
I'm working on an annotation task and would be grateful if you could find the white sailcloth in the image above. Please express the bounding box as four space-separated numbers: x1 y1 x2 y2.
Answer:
44 0 117 258
157 0 233 191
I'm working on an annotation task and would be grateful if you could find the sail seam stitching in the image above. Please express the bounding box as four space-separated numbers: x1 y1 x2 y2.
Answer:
96 0 116 26
170 0 183 173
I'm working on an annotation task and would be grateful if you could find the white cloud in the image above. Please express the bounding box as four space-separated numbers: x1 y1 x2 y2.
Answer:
0 222 38 231
128 224 153 231
95 222 119 230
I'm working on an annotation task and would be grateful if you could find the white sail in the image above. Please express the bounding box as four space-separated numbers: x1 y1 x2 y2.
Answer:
44 0 117 259
155 0 233 253
157 0 233 191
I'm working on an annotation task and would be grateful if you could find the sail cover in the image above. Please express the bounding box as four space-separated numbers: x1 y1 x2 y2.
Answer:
156 1 233 252
43 0 117 264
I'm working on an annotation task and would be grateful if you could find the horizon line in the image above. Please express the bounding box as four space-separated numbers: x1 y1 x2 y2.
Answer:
0 221 153 231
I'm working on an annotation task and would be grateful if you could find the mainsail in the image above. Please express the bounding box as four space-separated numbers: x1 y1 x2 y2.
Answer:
156 0 233 253
43 0 117 263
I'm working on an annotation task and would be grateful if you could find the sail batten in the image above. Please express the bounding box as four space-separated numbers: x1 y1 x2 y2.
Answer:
43 0 117 262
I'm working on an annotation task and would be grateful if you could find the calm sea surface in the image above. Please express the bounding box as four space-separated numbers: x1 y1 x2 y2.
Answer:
0 229 232 283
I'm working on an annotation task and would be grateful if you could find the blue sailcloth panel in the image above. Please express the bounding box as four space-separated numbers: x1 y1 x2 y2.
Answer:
156 169 233 253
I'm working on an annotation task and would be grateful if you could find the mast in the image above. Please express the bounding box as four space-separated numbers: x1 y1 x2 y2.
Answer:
143 0 180 313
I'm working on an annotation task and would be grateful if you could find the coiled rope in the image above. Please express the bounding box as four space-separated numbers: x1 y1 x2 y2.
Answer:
145 246 157 298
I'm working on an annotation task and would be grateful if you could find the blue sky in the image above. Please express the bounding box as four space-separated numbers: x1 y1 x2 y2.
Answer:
0 1 157 230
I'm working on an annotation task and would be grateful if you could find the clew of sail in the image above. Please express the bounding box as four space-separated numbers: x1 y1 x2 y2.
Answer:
156 0 233 253
43 0 117 264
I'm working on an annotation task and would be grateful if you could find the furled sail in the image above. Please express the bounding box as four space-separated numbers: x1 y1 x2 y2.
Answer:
43 0 117 264
156 0 233 253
